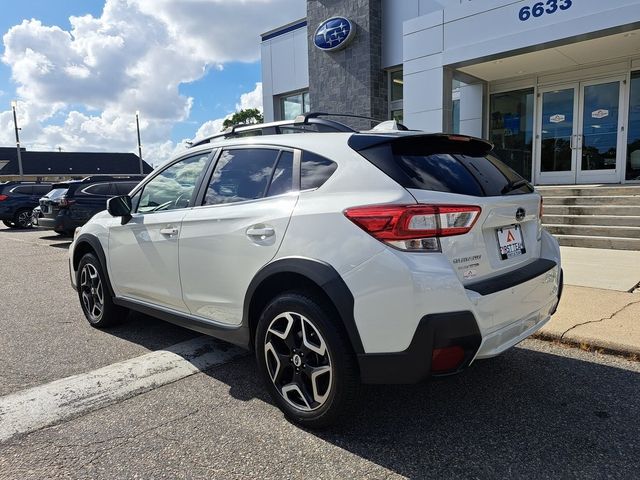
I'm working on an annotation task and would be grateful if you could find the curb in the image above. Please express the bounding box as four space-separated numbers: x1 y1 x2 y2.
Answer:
532 332 640 360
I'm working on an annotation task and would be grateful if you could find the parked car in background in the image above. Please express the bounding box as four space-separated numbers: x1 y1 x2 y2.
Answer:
0 182 52 229
39 176 144 235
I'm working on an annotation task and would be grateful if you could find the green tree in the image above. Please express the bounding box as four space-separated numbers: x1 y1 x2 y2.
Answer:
222 108 264 130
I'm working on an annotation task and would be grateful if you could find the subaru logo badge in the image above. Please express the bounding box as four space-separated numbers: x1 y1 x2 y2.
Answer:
516 208 526 222
314 17 355 52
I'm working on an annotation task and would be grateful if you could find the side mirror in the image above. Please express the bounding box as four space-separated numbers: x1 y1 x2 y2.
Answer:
107 195 132 220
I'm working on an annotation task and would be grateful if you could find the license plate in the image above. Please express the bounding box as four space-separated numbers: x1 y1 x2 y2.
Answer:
497 224 526 260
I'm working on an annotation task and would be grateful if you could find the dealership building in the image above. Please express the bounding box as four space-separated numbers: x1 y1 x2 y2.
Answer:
261 0 640 186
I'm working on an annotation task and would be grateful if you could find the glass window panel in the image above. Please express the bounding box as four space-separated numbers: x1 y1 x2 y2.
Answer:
540 88 574 173
282 93 304 120
204 149 279 205
627 72 640 181
137 153 209 213
266 151 294 197
301 152 337 190
582 82 619 171
391 109 403 123
303 92 311 113
390 70 403 102
489 88 535 181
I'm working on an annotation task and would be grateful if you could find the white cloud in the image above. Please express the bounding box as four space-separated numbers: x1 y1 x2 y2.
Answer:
0 0 303 165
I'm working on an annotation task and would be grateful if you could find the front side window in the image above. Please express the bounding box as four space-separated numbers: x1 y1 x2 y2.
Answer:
203 148 280 205
137 152 210 213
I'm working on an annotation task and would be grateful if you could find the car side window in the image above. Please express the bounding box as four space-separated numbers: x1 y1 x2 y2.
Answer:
266 151 294 197
301 151 337 190
115 182 136 195
83 183 112 195
203 148 280 205
11 186 33 195
33 185 52 195
137 152 210 213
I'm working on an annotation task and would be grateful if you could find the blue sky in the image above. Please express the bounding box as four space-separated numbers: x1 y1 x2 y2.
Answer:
0 0 303 162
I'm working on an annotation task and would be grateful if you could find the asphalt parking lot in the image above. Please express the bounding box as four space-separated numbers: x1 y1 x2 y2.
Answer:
1 225 640 479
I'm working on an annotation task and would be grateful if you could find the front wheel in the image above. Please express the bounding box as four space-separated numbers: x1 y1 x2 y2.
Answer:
77 253 128 328
255 292 360 428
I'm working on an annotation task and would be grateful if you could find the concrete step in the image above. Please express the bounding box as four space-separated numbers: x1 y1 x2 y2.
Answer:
543 195 640 206
552 234 640 250
542 214 640 227
537 186 640 197
544 205 640 216
544 224 640 239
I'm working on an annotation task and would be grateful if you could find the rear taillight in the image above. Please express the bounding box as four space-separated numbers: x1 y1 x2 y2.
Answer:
344 204 481 252
0 194 8 201
59 197 75 207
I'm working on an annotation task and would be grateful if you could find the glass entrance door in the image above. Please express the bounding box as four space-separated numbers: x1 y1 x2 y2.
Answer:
535 78 625 185
577 79 624 183
536 85 578 184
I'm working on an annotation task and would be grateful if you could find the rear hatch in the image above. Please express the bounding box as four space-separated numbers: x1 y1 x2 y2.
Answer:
350 134 543 286
40 184 70 218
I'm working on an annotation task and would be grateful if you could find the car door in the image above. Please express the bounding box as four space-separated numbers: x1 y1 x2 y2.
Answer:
179 147 299 325
108 151 212 312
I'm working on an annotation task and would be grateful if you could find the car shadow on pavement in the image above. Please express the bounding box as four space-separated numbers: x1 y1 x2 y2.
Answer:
49 241 72 249
100 312 200 351
206 345 640 478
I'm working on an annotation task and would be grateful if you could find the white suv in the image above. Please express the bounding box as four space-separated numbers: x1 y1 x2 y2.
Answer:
69 122 562 428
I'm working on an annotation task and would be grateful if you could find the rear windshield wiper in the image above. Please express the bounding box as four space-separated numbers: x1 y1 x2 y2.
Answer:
501 179 530 195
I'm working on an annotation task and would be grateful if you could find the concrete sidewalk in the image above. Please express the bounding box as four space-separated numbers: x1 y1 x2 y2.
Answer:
535 246 640 356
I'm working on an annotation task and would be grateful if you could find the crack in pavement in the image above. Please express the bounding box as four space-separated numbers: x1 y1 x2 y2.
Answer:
559 299 640 341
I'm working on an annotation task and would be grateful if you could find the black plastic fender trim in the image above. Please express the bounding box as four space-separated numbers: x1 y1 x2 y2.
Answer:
74 234 116 298
243 256 365 354
357 311 481 384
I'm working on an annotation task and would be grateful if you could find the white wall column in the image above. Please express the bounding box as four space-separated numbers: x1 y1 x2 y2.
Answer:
402 10 448 132
458 82 484 138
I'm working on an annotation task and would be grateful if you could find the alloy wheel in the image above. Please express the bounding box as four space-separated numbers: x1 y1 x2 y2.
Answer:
79 263 104 322
264 311 333 412
16 210 32 228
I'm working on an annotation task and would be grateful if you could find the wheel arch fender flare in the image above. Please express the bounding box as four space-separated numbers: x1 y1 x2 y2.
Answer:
243 256 365 354
73 233 116 298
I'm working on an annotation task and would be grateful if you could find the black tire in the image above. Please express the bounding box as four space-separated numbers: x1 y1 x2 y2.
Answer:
13 209 33 229
77 253 128 328
255 291 360 429
2 220 16 228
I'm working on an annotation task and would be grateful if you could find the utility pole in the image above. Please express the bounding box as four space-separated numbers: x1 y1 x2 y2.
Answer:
135 110 143 174
11 100 23 180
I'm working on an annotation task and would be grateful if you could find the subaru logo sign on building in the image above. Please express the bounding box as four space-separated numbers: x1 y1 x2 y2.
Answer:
314 17 355 52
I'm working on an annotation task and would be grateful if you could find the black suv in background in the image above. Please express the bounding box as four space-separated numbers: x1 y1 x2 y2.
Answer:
39 176 144 235
0 182 52 229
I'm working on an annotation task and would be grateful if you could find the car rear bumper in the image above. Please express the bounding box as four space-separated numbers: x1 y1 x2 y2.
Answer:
38 215 78 233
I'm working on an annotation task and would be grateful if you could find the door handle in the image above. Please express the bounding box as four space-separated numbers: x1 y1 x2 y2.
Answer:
160 226 179 236
246 226 275 238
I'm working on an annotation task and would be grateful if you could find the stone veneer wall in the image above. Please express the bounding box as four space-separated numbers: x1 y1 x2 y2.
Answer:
306 0 387 130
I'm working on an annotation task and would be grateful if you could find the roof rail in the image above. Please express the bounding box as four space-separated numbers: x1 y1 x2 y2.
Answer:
188 112 409 148
80 175 147 183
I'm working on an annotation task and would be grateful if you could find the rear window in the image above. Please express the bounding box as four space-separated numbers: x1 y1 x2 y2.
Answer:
46 188 68 200
355 136 533 197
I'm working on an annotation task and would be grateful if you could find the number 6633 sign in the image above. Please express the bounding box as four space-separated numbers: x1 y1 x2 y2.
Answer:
519 0 572 21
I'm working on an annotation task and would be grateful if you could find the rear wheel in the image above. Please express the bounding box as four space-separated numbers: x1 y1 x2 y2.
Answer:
2 220 15 228
255 291 360 428
77 253 128 328
14 209 33 229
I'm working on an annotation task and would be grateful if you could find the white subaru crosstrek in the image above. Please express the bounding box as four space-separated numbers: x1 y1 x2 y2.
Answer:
69 122 562 428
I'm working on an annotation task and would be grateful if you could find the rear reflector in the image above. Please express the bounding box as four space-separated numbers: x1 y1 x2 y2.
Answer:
431 346 465 373
344 204 481 251
0 194 8 201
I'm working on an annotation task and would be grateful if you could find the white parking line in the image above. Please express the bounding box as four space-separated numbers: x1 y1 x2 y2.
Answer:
0 336 245 443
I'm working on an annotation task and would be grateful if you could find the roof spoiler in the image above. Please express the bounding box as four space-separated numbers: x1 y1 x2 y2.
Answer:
348 133 494 155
